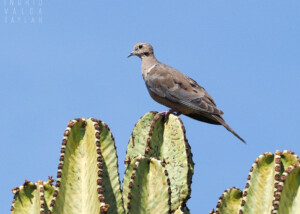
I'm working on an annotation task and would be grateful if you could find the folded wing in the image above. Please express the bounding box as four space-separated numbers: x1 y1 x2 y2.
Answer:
145 64 224 115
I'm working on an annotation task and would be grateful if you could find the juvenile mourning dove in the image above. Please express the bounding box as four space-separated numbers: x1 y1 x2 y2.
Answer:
128 42 245 143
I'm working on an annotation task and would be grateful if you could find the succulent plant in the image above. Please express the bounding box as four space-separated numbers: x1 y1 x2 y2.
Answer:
11 112 194 214
11 112 300 214
210 150 300 214
11 178 55 214
123 112 194 213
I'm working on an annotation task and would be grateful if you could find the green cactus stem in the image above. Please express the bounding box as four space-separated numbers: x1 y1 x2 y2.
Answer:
209 187 242 214
125 111 158 160
50 118 124 214
11 177 55 214
125 156 171 214
277 164 300 214
211 150 300 214
124 112 194 212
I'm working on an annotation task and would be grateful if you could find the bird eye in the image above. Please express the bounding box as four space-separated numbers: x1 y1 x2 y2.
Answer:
138 44 143 49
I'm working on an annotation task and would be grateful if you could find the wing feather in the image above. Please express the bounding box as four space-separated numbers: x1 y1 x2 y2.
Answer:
145 64 223 115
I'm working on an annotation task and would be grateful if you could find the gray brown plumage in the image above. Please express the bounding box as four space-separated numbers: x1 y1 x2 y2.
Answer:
128 42 245 143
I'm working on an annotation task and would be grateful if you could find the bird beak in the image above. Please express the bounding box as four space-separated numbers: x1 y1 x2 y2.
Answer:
127 51 135 58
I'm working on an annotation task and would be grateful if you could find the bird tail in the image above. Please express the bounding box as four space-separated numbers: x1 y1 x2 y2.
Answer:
212 115 246 144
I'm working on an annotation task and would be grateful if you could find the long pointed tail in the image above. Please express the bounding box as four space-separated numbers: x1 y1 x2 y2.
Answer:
212 115 246 144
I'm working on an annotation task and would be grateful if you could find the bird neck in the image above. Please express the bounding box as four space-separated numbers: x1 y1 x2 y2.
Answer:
141 55 158 78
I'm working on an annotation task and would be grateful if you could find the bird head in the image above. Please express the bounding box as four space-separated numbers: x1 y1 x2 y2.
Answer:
128 42 154 58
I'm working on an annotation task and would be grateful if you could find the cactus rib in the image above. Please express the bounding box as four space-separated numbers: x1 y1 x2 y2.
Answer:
276 164 300 214
123 113 194 213
126 156 171 214
11 178 55 214
50 118 123 214
215 187 242 214
213 150 300 214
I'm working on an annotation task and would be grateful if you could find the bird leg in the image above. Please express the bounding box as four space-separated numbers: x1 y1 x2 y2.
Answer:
158 109 181 121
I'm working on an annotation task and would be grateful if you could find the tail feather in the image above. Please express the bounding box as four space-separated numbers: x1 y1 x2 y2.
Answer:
212 115 246 144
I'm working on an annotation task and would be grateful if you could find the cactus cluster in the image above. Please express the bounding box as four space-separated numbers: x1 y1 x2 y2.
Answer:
210 150 300 214
11 112 194 214
123 112 194 213
10 112 300 213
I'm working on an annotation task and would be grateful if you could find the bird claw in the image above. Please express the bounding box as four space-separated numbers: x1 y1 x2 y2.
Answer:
158 109 181 121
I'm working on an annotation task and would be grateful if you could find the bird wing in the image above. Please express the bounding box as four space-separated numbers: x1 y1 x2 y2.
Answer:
145 63 224 115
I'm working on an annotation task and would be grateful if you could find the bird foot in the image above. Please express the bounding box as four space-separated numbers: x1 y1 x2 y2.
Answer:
158 109 181 121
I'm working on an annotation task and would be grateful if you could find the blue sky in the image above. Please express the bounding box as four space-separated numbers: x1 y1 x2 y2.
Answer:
1 0 300 213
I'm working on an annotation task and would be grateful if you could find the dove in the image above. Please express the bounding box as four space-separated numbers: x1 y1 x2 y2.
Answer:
128 42 245 143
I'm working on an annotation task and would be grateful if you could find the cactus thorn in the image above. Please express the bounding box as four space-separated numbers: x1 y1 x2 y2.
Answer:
131 135 135 148
100 203 110 213
163 158 169 164
124 157 131 164
12 187 20 194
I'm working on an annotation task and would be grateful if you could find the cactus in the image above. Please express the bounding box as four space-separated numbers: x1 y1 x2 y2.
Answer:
11 113 300 214
210 150 300 214
11 178 55 213
124 112 194 213
11 112 194 214
125 156 171 213
50 118 124 214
